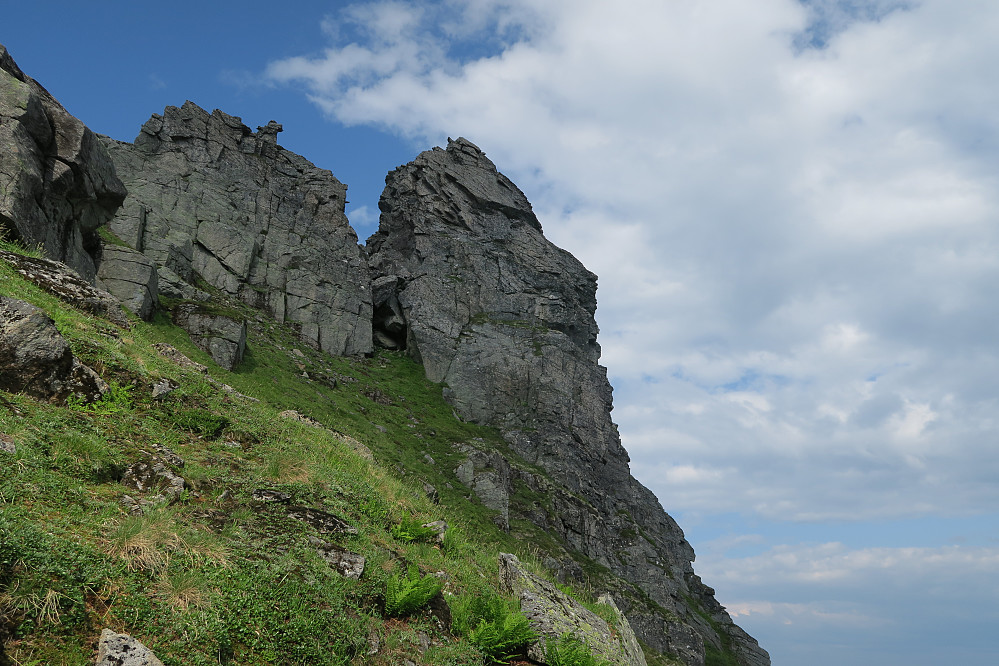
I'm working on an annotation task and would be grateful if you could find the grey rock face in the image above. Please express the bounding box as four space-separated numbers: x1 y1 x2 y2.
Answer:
368 138 769 666
498 553 647 666
453 442 511 531
96 244 158 320
0 296 107 403
172 303 246 371
96 628 165 666
102 101 372 356
0 45 126 282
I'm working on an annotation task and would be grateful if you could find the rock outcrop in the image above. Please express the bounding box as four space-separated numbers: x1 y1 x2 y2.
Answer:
0 296 107 403
0 249 129 327
95 244 158 320
96 629 165 666
102 101 372 356
368 138 769 666
172 303 247 370
0 44 126 282
498 553 647 666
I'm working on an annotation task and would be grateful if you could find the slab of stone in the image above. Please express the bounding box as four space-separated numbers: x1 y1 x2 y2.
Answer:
0 250 129 327
172 303 246 371
309 536 365 579
121 459 185 500
96 628 165 666
498 553 647 666
287 506 357 535
96 244 158 320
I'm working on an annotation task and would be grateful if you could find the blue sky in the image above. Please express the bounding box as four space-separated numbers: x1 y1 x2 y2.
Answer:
5 2 999 664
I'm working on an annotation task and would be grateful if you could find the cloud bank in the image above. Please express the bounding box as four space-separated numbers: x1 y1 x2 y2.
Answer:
266 0 999 526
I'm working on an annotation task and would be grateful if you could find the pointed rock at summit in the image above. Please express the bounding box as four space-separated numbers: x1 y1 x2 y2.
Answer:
103 101 372 356
0 44 126 282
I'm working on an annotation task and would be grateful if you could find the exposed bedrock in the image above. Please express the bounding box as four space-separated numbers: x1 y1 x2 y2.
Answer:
102 101 372 356
367 138 769 666
0 44 126 282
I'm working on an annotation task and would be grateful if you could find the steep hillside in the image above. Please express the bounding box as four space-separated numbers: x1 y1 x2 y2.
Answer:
0 42 767 666
0 247 655 665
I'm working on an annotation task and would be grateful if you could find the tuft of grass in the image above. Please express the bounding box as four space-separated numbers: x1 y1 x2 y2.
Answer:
155 566 208 611
104 508 182 571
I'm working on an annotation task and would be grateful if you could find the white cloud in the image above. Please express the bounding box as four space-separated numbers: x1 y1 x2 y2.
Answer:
265 0 999 525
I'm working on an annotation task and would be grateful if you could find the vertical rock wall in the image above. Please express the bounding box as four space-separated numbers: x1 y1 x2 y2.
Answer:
367 138 769 666
103 102 372 356
0 44 126 282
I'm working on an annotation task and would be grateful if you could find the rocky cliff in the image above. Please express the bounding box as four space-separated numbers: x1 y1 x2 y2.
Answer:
102 102 371 356
0 45 125 282
368 138 769 666
0 42 768 666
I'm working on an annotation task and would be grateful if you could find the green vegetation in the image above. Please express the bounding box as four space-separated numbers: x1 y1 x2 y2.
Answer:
451 589 536 664
0 243 735 665
384 564 444 617
545 634 613 666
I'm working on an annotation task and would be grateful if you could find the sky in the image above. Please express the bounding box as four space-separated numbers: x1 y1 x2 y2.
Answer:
4 1 998 664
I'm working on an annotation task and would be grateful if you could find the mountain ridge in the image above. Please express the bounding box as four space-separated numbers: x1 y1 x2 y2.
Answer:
0 42 768 666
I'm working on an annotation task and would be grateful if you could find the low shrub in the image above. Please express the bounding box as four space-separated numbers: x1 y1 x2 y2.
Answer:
166 408 229 439
391 515 440 543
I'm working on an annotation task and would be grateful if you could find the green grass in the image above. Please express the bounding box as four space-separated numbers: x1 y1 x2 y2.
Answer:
0 247 678 665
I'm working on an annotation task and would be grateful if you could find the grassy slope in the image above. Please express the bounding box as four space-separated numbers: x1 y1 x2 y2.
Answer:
0 246 692 666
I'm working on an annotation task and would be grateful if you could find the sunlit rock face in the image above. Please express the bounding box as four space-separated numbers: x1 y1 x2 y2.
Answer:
103 101 372 356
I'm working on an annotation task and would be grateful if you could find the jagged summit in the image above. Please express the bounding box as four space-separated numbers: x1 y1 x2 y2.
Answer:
102 100 373 356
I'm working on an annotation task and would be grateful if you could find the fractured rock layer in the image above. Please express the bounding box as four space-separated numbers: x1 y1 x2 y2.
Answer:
103 101 372 356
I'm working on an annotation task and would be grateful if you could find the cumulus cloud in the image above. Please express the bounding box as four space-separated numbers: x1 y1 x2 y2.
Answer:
264 0 999 526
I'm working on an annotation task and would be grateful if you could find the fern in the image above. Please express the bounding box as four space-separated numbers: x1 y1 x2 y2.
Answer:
452 589 536 664
544 634 612 666
384 564 443 617
390 515 440 543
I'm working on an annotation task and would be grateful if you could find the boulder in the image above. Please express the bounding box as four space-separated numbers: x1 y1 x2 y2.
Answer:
0 296 106 403
310 536 365 579
172 303 246 371
0 45 126 282
96 629 165 666
102 101 372 356
121 459 185 500
497 553 647 666
96 244 158 320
